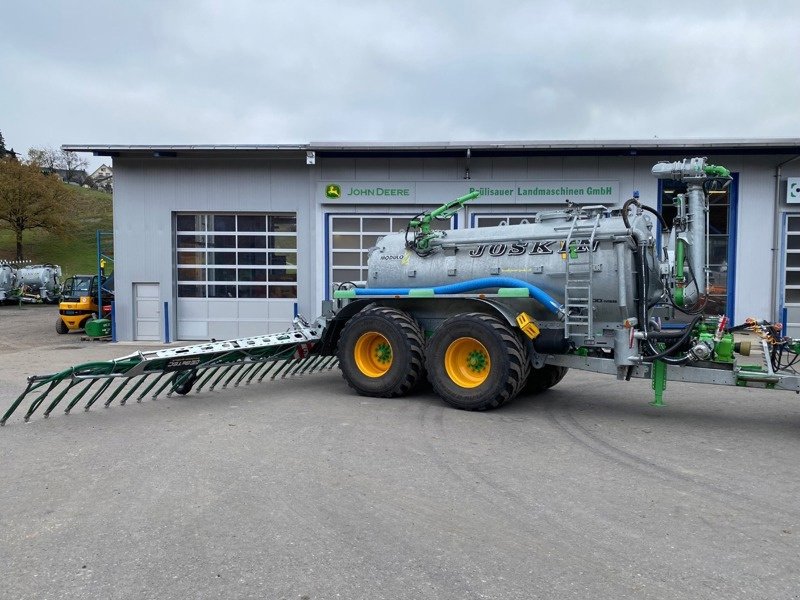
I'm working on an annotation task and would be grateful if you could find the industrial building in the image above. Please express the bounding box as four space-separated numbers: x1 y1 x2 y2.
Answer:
64 139 800 341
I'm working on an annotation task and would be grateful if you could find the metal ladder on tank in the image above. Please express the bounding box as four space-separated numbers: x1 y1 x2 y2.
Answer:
562 212 601 344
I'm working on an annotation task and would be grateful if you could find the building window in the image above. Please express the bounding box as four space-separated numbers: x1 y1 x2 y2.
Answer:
783 215 800 336
175 213 297 299
327 213 454 293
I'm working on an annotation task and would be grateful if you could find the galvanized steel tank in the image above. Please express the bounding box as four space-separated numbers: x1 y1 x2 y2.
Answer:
367 207 662 323
16 264 62 297
0 265 16 299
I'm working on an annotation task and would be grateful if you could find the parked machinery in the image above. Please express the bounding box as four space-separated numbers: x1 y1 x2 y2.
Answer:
0 264 17 302
5 157 800 424
56 274 113 334
15 264 62 303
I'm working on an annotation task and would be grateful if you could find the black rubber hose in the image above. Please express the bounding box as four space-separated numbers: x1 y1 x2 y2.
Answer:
641 315 702 362
640 204 669 231
621 198 669 231
621 198 637 229
634 244 694 364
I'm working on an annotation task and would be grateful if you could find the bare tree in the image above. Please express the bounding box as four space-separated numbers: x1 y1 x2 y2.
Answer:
27 147 89 184
59 149 89 184
27 147 58 170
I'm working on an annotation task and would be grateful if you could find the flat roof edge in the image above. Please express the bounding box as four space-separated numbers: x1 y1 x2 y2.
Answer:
62 138 800 156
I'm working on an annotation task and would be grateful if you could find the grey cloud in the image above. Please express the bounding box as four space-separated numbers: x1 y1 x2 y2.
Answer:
1 0 798 169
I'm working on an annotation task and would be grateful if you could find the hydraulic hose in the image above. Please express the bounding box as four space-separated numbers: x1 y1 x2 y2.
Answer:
357 277 564 316
641 315 702 362
621 198 637 229
641 205 669 231
621 197 668 231
634 244 693 364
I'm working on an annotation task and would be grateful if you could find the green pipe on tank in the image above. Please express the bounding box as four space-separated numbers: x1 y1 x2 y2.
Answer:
430 191 480 219
675 238 685 307
704 164 731 178
409 191 480 252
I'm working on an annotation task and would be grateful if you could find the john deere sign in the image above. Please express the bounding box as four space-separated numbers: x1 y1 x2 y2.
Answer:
325 183 411 198
319 180 619 205
325 184 342 199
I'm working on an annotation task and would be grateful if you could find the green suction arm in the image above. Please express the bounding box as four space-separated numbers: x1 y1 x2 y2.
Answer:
408 191 480 252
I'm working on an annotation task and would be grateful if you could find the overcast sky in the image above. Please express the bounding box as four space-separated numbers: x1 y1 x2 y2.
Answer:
2 0 799 169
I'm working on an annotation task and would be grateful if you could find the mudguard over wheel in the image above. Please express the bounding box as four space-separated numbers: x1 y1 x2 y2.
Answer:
337 306 425 397
523 365 568 394
55 317 69 334
426 312 529 411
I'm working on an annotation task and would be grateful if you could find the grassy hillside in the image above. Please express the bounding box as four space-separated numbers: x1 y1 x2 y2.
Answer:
0 184 113 277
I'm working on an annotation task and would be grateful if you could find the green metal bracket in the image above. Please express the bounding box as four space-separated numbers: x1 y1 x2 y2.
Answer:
497 288 529 298
408 289 435 297
568 240 578 259
650 359 667 407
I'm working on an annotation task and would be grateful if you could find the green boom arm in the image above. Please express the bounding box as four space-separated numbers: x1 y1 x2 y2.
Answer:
407 191 480 253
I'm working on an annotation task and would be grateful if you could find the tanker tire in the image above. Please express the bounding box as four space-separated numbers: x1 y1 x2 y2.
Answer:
338 306 425 398
55 317 69 335
426 312 529 411
523 365 568 394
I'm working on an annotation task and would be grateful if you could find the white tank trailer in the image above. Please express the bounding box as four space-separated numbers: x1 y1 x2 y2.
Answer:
15 264 62 302
7 158 800 425
0 264 17 301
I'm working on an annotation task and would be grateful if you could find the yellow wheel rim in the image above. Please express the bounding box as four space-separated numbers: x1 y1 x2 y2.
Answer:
354 331 393 378
444 337 491 388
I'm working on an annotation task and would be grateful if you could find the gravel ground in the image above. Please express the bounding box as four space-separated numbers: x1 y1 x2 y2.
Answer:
1 305 799 600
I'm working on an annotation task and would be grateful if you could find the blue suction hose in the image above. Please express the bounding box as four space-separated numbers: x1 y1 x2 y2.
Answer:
354 277 564 316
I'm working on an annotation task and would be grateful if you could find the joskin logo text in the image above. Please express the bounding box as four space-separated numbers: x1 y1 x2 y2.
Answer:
468 239 600 257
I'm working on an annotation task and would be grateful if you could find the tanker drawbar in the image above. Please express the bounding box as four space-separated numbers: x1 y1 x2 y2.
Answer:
5 157 800 424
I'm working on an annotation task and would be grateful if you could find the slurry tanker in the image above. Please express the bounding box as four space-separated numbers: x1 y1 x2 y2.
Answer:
4 157 800 424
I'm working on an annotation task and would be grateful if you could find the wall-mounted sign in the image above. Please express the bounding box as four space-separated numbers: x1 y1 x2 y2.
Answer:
788 178 800 204
319 180 620 205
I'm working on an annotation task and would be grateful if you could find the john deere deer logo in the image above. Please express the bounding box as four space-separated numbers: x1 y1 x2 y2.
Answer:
325 184 341 199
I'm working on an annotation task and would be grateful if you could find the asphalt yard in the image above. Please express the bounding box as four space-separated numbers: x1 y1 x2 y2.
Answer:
1 304 799 599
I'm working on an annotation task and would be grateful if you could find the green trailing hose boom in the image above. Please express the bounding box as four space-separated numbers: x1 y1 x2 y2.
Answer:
1 320 334 425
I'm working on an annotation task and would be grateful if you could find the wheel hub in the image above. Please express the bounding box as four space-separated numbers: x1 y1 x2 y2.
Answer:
354 331 393 378
444 337 491 388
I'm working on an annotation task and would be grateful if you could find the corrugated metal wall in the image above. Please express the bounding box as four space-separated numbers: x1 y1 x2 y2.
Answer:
114 157 315 341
